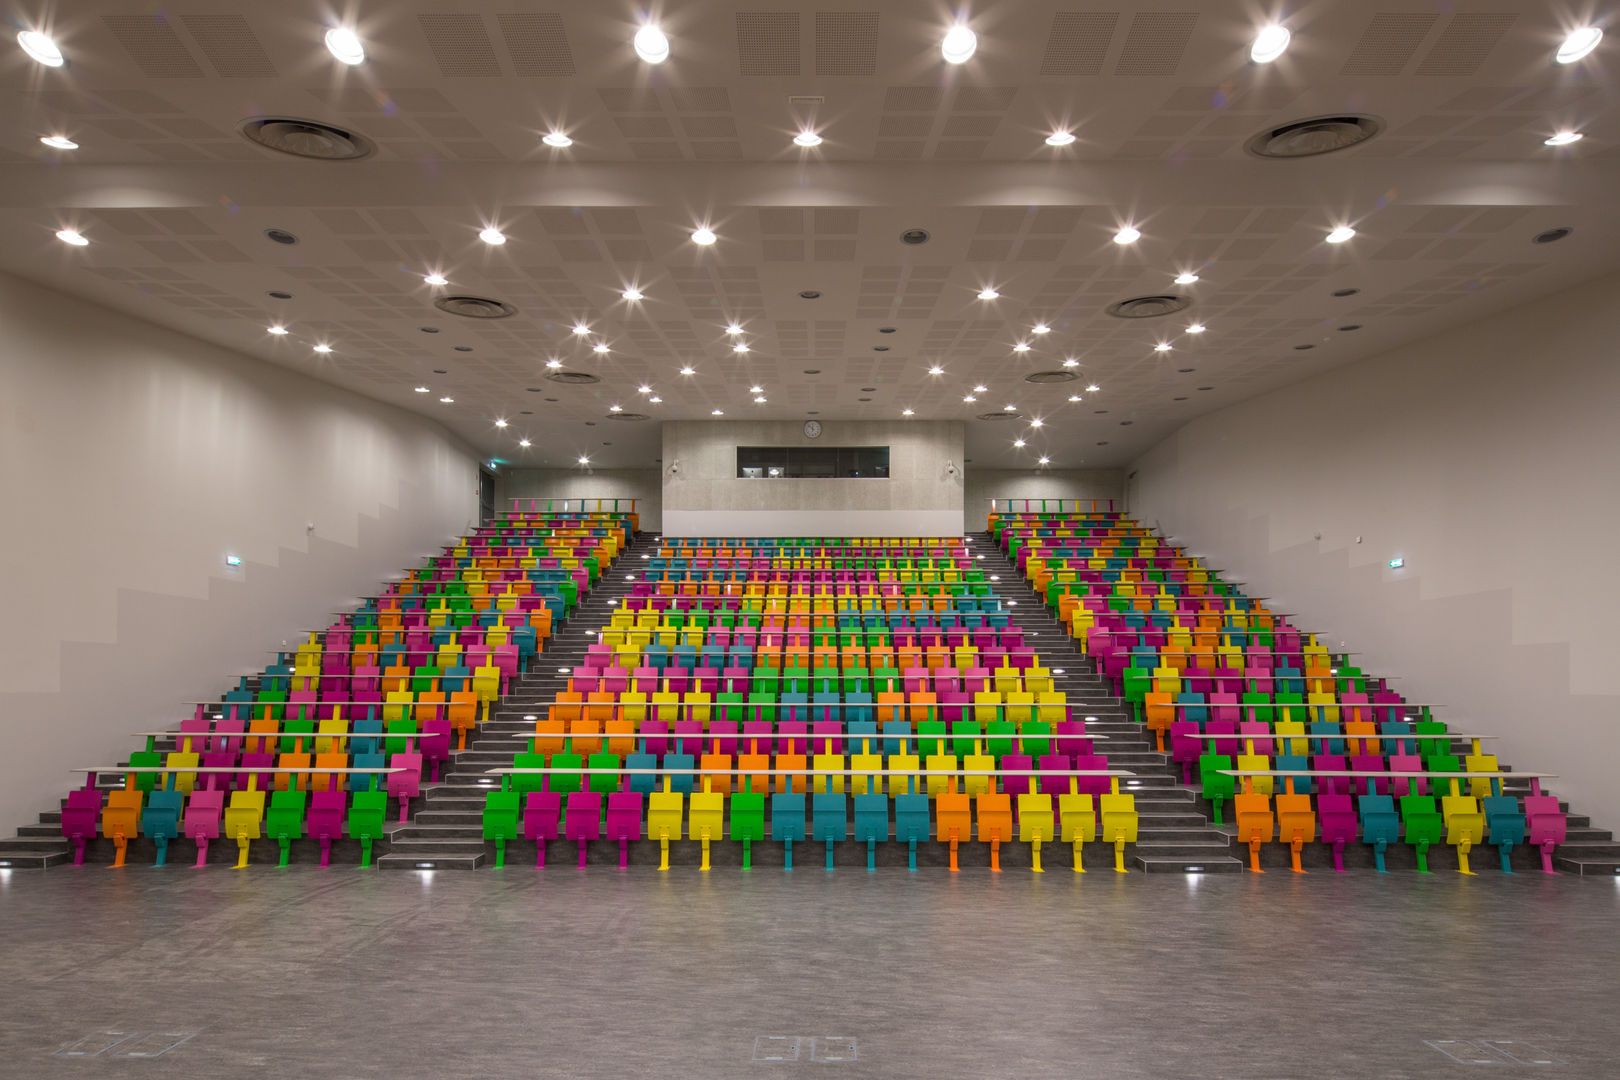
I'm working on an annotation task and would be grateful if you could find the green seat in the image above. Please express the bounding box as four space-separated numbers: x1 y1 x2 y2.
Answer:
950 720 982 760
409 665 443 693
1424 753 1464 798
509 752 549 795
872 667 902 694
1198 753 1235 825
1019 720 1052 759
985 720 1017 763
280 717 316 754
483 791 520 868
266 789 307 867
347 790 388 867
385 718 418 756
586 752 621 794
1121 668 1152 721
916 719 947 759
127 750 163 793
548 752 584 795
1400 794 1445 873
729 790 767 869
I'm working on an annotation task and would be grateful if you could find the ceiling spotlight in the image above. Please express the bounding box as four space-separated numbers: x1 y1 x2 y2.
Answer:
691 227 717 246
733 342 750 353
1063 357 1079 367
1325 226 1356 244
973 385 988 393
977 288 1000 300
638 385 652 394
726 323 743 335
423 272 449 286
1186 323 1206 334
963 395 977 403
621 288 643 301
711 409 724 415
1029 418 1044 428
572 323 591 336
793 130 823 147
495 419 509 428
1250 24 1291 64
609 405 622 413
1544 131 1583 146
941 24 977 64
902 408 915 416
1174 271 1200 285
267 325 289 335
414 386 430 393
679 366 695 375
440 396 454 403
545 358 563 369
649 396 662 403
1038 456 1051 465
1154 342 1173 352
313 343 333 354
519 438 531 447
1557 27 1603 64
928 365 945 375
1031 324 1051 335
17 30 65 67
325 27 365 65
542 131 573 148
1013 438 1026 448
592 342 610 353
634 24 670 64
749 385 764 393
578 455 591 465
1113 225 1141 244
1003 403 1017 411
55 228 88 246
1068 394 1083 402
1013 343 1031 353
39 135 77 150
1086 383 1100 392
1045 131 1076 147
479 227 507 245
753 396 767 404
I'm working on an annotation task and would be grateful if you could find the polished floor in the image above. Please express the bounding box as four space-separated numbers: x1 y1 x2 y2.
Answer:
1 866 1615 1079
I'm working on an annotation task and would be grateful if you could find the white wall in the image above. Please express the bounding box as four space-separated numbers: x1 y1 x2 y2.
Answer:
0 271 480 833
496 468 661 531
1130 271 1620 830
963 468 1126 531
661 420 965 536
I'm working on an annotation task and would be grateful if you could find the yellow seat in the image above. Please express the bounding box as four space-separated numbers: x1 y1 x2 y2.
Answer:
315 716 348 755
1236 753 1273 795
1464 753 1500 798
812 753 846 794
689 791 724 871
648 790 683 870
223 789 265 868
1443 794 1485 875
924 753 957 796
1059 792 1095 873
164 752 200 794
962 753 995 797
1018 793 1055 872
850 752 882 795
887 753 920 796
1098 791 1138 873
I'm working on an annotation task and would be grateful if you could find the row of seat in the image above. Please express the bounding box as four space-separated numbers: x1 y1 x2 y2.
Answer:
564 666 1062 695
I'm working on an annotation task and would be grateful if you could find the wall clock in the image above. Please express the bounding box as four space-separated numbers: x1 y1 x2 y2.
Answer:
803 420 823 439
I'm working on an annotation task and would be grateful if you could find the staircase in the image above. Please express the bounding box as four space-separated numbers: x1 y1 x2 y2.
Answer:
377 530 656 869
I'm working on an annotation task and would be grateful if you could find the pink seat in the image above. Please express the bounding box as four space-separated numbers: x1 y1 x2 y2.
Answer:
1348 754 1387 796
524 791 562 867
673 719 703 758
565 791 603 868
1388 754 1424 796
605 791 643 869
1053 721 1091 758
1317 793 1357 872
184 789 224 868
1000 754 1033 797
61 789 101 866
387 751 422 821
1072 753 1110 797
1037 754 1071 797
708 720 740 757
306 790 346 867
1524 795 1566 875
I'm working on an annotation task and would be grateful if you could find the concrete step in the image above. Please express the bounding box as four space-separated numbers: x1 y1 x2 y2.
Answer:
377 852 485 870
1134 855 1245 873
0 848 72 868
1553 857 1620 876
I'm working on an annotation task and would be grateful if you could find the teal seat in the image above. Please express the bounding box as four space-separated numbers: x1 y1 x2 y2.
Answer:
141 789 184 866
894 793 931 872
772 792 808 870
1358 794 1400 872
1482 795 1525 874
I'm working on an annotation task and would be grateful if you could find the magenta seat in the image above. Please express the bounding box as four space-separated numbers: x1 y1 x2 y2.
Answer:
1053 721 1091 758
1037 754 1071 797
1000 754 1033 797
565 791 603 868
184 789 224 868
306 790 347 867
1072 754 1110 797
1317 793 1357 872
605 792 643 869
386 752 422 821
1348 754 1387 796
61 789 102 866
1313 754 1349 796
524 791 562 867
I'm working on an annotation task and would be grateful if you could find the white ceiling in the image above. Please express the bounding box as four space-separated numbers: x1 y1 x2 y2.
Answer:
2 0 1617 469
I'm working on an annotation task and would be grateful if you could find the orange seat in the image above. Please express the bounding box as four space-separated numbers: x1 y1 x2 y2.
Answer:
312 752 348 793
533 717 567 756
775 752 807 793
977 792 1014 872
275 752 312 792
699 752 733 794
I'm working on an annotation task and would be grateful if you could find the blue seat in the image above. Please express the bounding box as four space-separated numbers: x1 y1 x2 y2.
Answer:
625 752 659 795
350 717 384 756
894 793 931 872
1274 754 1313 794
141 790 184 866
349 752 386 792
1310 721 1345 755
772 791 808 869
843 693 875 725
1358 794 1400 873
1176 692 1207 725
440 665 473 693
845 719 878 751
881 720 912 757
661 752 696 794
850 793 886 871
1481 795 1525 874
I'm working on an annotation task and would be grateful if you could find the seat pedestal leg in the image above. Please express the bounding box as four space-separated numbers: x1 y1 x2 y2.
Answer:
783 838 792 871
1113 833 1127 874
1030 837 1043 873
1332 839 1346 873
359 837 373 868
577 837 587 869
948 832 960 873
153 836 169 868
1540 840 1558 875
699 828 711 872
193 837 208 869
110 834 127 869
1072 838 1085 872
1372 839 1387 873
619 835 629 870
277 838 290 868
318 835 332 868
234 834 251 870
1289 836 1305 874
907 837 917 872
989 836 1001 873
1456 838 1475 876
1248 837 1265 874
657 831 669 872
1414 840 1430 874
71 836 86 867
1497 842 1513 875
741 837 752 871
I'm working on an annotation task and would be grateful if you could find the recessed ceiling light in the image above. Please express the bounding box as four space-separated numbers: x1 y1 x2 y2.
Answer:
941 24 977 64
973 384 988 393
545 358 563 369
649 396 662 403
902 408 915 416
621 288 643 301
1557 27 1603 64
1031 324 1051 335
679 366 695 375
1003 403 1017 411
519 438 531 447
1113 225 1141 244
1038 456 1050 465
572 323 591 336
55 228 88 246
1325 226 1356 244
1544 131 1583 146
542 131 572 148
711 409 724 415
479 227 506 245
39 135 77 150
267 325 288 335
313 343 332 353
977 288 999 300
325 27 365 65
963 395 976 403
1154 342 1173 352
1250 24 1291 64
17 30 65 67
691 227 717 246
634 24 669 64
1174 271 1199 285
1068 394 1083 402
1045 131 1076 147
423 272 448 286
725 323 743 335
1062 358 1079 367
609 405 621 413
1029 418 1044 428
440 396 454 403
794 130 822 147
1186 323 1206 334
593 342 610 353
733 342 750 353
754 396 767 404
495 418 508 428
1013 438 1026 448
749 385 764 393
578 455 591 464
928 366 944 375
414 386 429 393
1086 383 1100 392
1013 342 1031 353
638 385 652 394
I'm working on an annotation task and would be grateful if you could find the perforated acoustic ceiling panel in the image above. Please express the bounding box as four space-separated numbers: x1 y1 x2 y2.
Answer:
815 11 880 76
1416 14 1518 77
101 14 204 78
496 13 574 77
418 13 503 77
178 14 278 78
1113 12 1198 77
1339 13 1439 77
736 12 801 76
1041 12 1121 77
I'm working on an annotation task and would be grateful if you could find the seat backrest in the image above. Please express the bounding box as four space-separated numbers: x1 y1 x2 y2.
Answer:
1481 795 1526 845
1233 792 1273 842
1399 795 1443 842
1017 793 1054 842
894 793 930 841
772 792 809 842
1098 793 1138 842
1357 794 1399 841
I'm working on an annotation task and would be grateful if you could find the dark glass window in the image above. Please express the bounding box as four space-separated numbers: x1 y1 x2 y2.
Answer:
737 446 890 478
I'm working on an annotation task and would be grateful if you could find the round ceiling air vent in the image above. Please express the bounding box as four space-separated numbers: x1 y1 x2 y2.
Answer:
977 411 1024 421
1024 370 1080 384
1105 295 1189 319
433 295 517 319
605 412 650 421
900 228 931 245
1245 115 1383 159
1533 226 1574 244
544 370 601 385
239 117 374 161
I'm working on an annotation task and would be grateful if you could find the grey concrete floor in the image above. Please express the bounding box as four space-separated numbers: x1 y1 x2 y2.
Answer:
1 865 1616 1079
